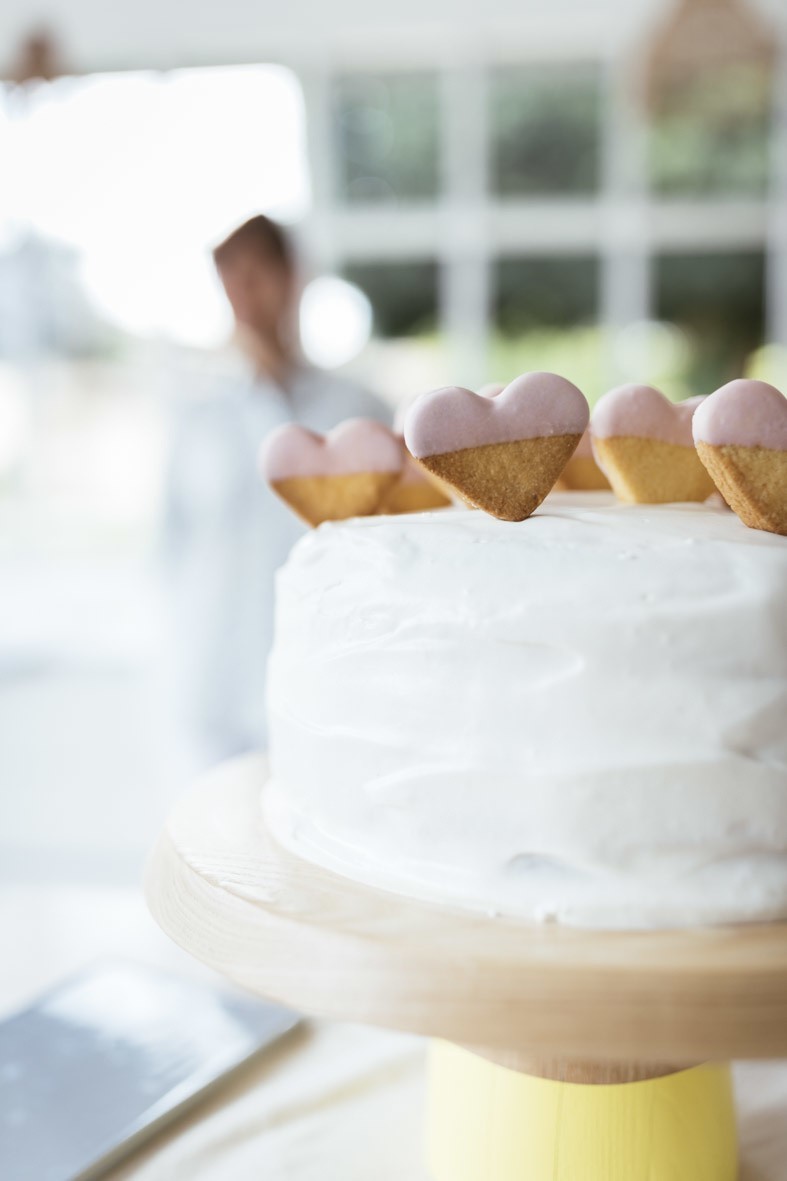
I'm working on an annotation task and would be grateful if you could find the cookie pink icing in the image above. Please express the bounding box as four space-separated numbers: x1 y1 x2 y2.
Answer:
261 419 404 482
478 382 505 398
592 385 704 447
403 372 589 459
692 379 787 451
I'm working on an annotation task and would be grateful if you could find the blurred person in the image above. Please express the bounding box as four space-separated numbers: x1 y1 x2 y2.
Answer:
164 215 388 766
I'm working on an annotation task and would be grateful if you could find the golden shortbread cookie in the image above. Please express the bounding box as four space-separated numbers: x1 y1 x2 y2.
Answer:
696 442 787 536
557 454 611 492
378 453 453 515
555 428 610 491
693 378 787 537
591 385 713 505
271 471 400 527
420 434 583 522
378 478 452 515
260 419 404 527
403 374 590 523
594 436 716 504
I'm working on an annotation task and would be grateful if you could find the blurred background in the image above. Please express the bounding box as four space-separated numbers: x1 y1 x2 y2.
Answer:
1 0 786 923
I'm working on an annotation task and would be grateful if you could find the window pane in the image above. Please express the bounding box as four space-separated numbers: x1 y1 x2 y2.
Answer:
654 251 765 395
495 256 598 331
491 255 603 398
335 73 439 203
490 65 602 197
342 261 445 406
649 66 772 196
344 260 438 337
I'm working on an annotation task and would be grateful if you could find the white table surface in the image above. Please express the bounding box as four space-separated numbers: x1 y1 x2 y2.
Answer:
3 884 787 1180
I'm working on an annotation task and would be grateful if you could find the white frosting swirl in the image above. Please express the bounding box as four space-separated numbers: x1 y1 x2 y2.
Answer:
265 493 787 928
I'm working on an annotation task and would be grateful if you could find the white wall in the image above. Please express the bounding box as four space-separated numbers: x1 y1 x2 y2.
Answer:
4 0 783 75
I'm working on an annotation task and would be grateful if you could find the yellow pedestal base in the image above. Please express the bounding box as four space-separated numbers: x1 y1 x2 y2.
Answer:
428 1042 737 1181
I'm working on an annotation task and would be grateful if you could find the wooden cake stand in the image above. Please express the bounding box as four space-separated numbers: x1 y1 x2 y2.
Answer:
146 755 787 1181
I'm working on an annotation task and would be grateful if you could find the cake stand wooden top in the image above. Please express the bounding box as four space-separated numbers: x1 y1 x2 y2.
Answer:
146 754 787 1064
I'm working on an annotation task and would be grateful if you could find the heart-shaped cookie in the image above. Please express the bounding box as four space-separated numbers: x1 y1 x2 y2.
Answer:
693 378 787 536
378 446 453 514
403 372 589 521
555 428 610 491
591 385 715 504
260 419 403 527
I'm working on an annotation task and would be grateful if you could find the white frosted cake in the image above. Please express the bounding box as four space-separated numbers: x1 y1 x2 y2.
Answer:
264 492 787 929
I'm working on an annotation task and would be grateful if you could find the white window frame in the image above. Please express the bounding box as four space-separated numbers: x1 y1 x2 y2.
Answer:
299 42 787 392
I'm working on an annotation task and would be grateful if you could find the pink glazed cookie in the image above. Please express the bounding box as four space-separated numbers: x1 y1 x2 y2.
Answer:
260 419 404 526
693 379 787 536
591 384 715 504
403 372 588 521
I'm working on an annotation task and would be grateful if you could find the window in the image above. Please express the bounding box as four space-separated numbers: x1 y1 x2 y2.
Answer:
490 65 602 197
654 251 766 395
340 260 444 402
315 52 784 404
491 255 603 397
649 65 772 197
495 256 599 332
343 261 438 337
334 73 440 203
